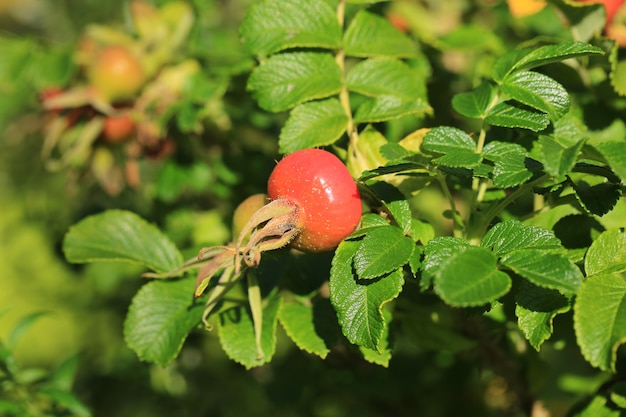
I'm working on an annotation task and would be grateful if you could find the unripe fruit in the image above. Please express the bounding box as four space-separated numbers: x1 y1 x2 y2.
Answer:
506 0 547 18
102 111 135 143
86 46 145 102
232 193 269 240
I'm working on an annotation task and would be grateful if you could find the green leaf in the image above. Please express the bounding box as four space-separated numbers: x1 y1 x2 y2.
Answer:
329 240 404 351
367 181 413 233
353 95 431 124
359 308 393 367
240 0 341 56
278 98 349 153
63 210 183 274
492 41 604 83
247 52 342 112
515 281 570 351
354 225 414 279
482 141 533 188
536 135 584 178
574 273 626 371
500 71 569 121
422 126 476 153
586 121 626 181
501 249 583 296
585 229 626 277
422 126 482 168
346 57 425 100
343 10 417 58
124 278 204 366
451 80 497 119
485 101 550 131
570 180 622 217
424 238 511 307
278 298 338 359
481 220 564 257
217 293 282 369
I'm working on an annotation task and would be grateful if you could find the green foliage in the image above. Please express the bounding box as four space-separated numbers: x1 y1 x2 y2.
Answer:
4 0 626 415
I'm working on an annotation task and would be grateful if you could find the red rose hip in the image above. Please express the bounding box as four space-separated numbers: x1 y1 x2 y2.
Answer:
267 148 362 252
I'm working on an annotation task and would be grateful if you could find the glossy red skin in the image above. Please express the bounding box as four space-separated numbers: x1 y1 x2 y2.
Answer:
267 149 362 252
577 0 624 26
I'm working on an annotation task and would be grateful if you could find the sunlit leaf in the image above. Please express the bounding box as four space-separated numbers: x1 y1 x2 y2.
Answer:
585 229 626 277
353 225 414 279
240 0 341 56
247 52 342 112
574 273 626 371
279 98 349 153
63 210 183 274
343 10 417 58
500 71 569 121
481 220 564 257
492 41 604 83
485 101 550 131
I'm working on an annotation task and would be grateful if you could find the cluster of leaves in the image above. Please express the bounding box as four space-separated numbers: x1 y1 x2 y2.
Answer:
0 312 90 417
60 0 626 415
